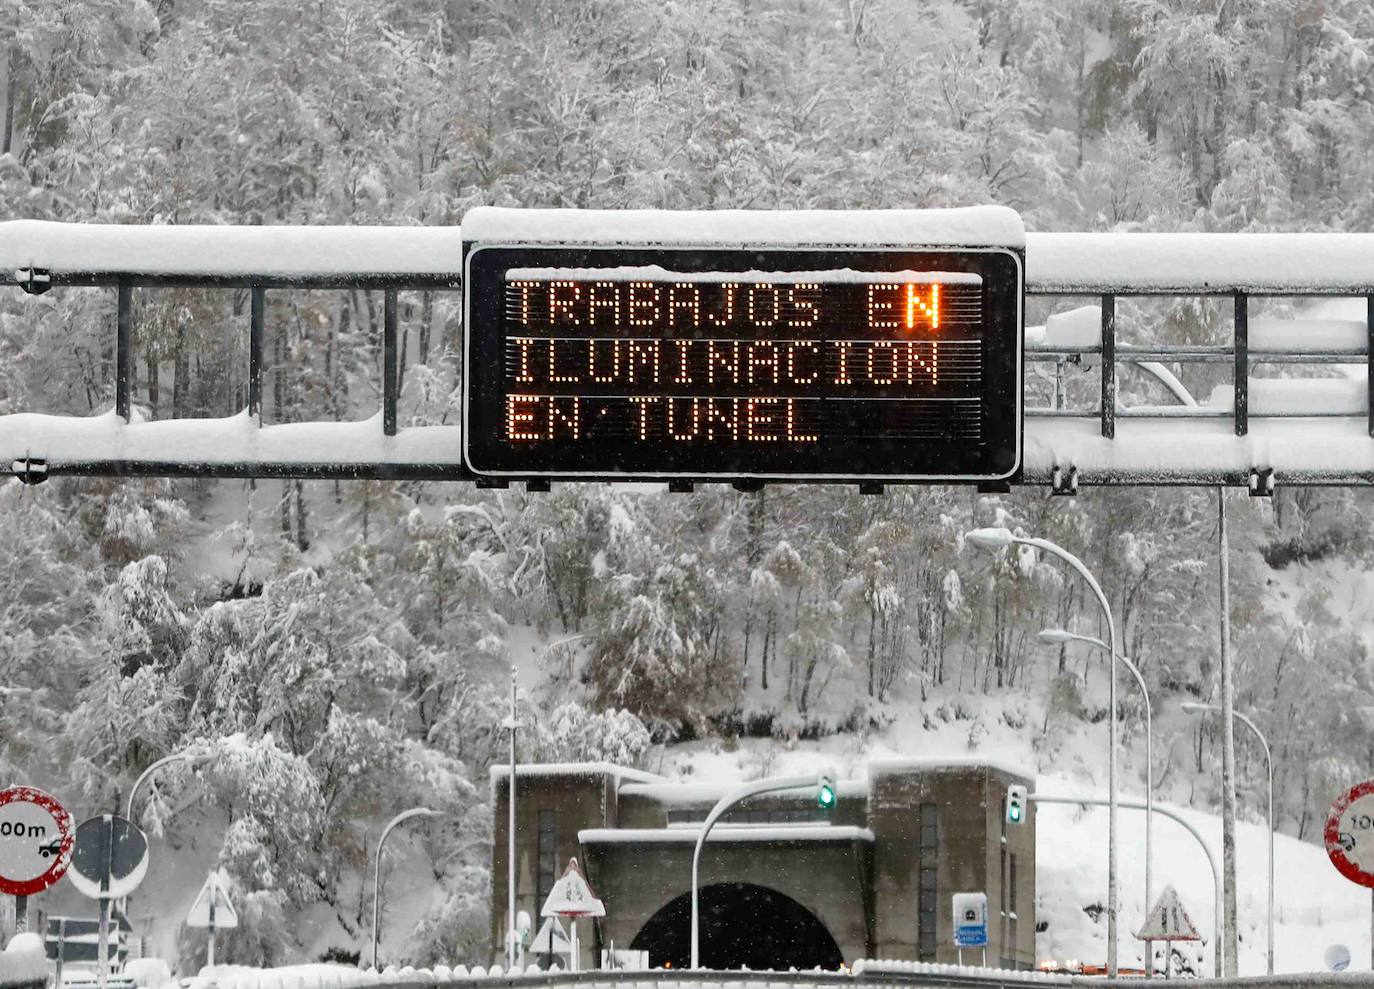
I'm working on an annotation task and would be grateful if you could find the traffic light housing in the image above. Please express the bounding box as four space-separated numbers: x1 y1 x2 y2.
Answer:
817 776 837 811
1006 784 1027 825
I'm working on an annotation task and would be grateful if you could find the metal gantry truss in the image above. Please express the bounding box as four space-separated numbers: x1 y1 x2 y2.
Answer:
5 222 1374 490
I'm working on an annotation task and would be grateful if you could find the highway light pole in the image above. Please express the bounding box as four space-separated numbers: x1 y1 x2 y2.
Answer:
966 527 1119 977
1040 628 1154 975
1183 701 1273 975
373 806 440 969
690 772 834 968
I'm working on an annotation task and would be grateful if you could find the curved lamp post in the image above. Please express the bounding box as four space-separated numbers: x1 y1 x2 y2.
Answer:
373 807 441 969
1183 701 1273 975
966 527 1120 976
127 750 206 825
1041 627 1154 975
690 772 832 968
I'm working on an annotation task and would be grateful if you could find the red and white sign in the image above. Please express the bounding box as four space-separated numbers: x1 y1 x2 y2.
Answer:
1325 779 1374 887
0 785 74 896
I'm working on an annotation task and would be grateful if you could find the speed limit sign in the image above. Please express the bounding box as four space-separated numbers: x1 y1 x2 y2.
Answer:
0 785 74 896
1326 780 1374 887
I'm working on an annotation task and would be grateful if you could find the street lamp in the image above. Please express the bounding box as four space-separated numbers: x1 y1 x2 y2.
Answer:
1041 628 1155 976
373 807 441 969
690 772 834 968
127 749 207 825
1183 701 1273 975
966 527 1120 976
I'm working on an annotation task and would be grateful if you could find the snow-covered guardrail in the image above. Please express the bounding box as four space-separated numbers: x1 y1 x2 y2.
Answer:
204 962 1374 989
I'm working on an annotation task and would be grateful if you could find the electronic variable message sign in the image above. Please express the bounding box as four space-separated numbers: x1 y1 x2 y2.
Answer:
462 209 1023 483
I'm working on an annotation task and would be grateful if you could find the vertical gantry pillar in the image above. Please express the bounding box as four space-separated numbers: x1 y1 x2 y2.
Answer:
384 288 398 437
1234 293 1248 437
1367 295 1373 438
1100 294 1115 439
116 281 132 422
250 287 265 424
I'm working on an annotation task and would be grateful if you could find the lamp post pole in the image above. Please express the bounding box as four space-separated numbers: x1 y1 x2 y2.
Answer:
966 528 1119 976
1183 702 1273 974
690 773 830 968
373 807 439 969
504 634 588 970
1041 629 1153 976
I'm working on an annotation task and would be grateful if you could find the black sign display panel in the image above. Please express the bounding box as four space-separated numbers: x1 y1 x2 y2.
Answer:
463 246 1022 481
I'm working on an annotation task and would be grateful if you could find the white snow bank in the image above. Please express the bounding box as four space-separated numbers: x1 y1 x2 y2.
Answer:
1022 415 1374 481
1207 378 1366 416
0 934 46 988
1036 305 1102 350
464 206 1026 248
1251 318 1367 353
123 958 173 988
0 410 463 467
854 958 1068 982
1027 231 1374 293
578 825 874 844
0 221 464 279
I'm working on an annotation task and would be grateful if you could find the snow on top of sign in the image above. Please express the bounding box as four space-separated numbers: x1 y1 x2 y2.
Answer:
504 266 983 285
487 762 664 786
463 206 1025 249
578 825 876 844
0 220 464 278
1027 231 1374 292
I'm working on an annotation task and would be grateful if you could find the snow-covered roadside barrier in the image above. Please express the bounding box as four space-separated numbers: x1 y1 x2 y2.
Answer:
0 934 46 989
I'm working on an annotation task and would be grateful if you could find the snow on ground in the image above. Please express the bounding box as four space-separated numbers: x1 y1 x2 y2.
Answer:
0 934 48 988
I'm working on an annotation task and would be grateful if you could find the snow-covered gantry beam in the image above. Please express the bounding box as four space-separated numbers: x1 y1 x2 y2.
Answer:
0 220 465 288
1027 231 1374 295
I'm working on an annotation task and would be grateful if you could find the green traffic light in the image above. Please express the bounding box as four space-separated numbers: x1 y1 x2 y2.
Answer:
817 781 836 809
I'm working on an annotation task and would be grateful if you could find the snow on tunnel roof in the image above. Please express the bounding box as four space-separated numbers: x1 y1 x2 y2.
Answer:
867 755 1036 783
488 762 665 786
462 206 1026 249
578 825 876 844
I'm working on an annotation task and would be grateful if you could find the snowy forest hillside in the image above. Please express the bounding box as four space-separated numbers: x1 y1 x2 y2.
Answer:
4 0 1374 973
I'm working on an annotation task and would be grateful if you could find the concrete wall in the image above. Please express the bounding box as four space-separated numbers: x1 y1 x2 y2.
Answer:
490 770 616 968
869 765 1036 969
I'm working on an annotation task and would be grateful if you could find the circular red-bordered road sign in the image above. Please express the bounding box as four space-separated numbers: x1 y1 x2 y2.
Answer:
1325 779 1374 887
0 785 75 896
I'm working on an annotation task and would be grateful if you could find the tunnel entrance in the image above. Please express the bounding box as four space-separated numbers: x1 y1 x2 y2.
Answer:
629 882 844 971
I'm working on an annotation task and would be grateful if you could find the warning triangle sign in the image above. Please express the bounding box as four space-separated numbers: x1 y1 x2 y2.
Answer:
529 916 572 954
1135 885 1201 941
186 871 238 929
540 858 605 918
